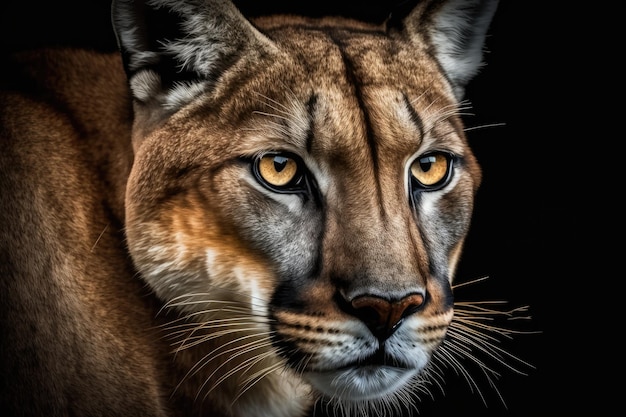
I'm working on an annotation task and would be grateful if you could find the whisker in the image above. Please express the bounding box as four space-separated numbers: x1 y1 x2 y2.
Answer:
173 326 271 353
452 275 490 289
424 281 537 410
252 110 291 122
175 331 274 398
232 355 286 404
463 122 506 132
163 309 269 328
435 344 489 405
164 286 272 306
198 339 277 401
252 91 291 112
90 223 109 252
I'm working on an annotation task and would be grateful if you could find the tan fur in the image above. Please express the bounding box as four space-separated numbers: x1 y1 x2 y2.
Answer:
0 49 172 416
1 1 501 416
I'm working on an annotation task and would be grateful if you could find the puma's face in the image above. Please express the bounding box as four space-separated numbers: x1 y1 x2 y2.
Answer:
125 30 479 406
116 0 493 413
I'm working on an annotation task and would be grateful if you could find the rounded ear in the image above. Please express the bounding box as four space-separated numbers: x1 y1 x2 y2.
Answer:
391 0 499 100
111 0 275 117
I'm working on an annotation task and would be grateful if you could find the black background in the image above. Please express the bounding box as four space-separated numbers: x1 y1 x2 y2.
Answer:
0 1 602 416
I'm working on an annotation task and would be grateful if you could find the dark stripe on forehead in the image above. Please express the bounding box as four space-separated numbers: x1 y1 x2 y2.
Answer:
305 94 318 153
326 30 385 217
402 92 425 138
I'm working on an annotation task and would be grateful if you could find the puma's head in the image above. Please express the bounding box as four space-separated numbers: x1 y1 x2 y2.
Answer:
113 0 498 415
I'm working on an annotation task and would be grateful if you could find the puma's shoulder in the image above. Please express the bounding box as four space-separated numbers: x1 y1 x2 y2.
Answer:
1 48 132 216
0 49 172 416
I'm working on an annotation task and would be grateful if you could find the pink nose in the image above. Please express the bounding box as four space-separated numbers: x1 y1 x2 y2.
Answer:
350 293 425 340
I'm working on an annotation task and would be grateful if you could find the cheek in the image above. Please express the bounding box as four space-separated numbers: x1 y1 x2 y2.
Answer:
239 210 322 278
216 167 324 280
125 180 278 309
447 241 465 281
414 181 475 276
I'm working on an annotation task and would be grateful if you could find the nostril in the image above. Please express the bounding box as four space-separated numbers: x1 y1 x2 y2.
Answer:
349 292 426 341
351 296 392 330
399 293 426 318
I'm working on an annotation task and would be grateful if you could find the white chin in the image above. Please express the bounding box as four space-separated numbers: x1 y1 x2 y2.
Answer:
306 366 417 401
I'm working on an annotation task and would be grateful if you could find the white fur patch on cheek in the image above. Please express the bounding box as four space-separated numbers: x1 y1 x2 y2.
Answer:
137 242 196 302
204 248 271 317
204 248 218 273
235 267 269 320
145 240 187 275
419 191 439 217
418 171 461 216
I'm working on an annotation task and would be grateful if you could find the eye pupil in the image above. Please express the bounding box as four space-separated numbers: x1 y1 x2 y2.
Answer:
419 156 435 172
273 156 289 172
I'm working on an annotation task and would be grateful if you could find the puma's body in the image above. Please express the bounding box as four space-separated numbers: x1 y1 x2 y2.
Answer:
1 1 503 416
0 49 172 415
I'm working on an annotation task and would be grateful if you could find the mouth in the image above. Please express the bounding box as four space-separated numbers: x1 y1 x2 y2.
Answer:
307 365 417 401
305 350 417 401
338 348 411 370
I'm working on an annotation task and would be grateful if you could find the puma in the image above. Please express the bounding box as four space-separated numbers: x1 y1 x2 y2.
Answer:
0 1 521 416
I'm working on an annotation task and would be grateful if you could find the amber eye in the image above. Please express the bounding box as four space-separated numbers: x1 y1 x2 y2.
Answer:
410 152 453 189
258 154 298 186
253 152 307 192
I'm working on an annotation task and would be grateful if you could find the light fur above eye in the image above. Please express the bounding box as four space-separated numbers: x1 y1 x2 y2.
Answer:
410 151 454 189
